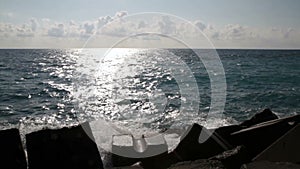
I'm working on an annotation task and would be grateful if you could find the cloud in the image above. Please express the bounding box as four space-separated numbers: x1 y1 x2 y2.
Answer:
16 24 34 37
48 23 65 37
0 23 14 33
30 18 38 32
284 28 294 39
83 22 95 34
114 11 128 18
157 16 176 35
97 16 112 28
0 11 300 48
194 20 206 31
224 24 245 39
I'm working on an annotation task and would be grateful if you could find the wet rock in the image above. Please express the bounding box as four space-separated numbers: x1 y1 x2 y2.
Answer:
212 125 244 146
141 151 174 169
173 123 231 162
254 124 300 163
210 146 250 169
26 122 103 169
0 128 27 169
231 114 300 161
240 109 278 127
243 161 300 169
110 167 143 169
110 162 144 169
168 159 225 169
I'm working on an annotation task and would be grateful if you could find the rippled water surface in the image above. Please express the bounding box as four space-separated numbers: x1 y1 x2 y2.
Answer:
0 49 299 136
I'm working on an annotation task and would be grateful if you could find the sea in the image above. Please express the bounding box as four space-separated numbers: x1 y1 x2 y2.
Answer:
0 48 299 159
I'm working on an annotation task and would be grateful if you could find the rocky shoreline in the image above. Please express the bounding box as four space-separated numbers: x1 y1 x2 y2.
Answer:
0 109 299 169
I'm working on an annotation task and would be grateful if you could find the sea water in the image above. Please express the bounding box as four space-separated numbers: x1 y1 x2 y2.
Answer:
0 48 299 155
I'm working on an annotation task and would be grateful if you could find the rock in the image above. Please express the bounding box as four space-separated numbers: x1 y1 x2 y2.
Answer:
110 167 143 169
167 159 225 169
141 151 174 169
243 161 300 169
212 125 244 146
231 114 300 161
0 128 27 169
112 134 168 167
109 162 144 169
210 146 250 169
254 124 300 163
240 109 278 127
26 122 103 169
173 123 231 162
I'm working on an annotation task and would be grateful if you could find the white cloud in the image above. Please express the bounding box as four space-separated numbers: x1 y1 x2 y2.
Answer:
16 24 34 37
30 18 38 32
0 11 300 48
0 23 14 33
114 11 128 18
194 20 206 31
97 16 112 28
48 23 65 37
83 22 95 34
157 16 176 35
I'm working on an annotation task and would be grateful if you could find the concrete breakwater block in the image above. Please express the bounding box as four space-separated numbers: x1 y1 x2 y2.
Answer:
26 122 103 169
210 145 249 169
244 161 300 169
172 123 231 162
240 109 279 127
110 165 143 169
0 128 27 169
167 159 226 169
231 114 300 161
254 124 300 163
112 134 168 167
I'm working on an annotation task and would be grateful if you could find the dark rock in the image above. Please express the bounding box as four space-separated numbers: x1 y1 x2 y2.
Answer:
168 159 225 169
212 125 244 146
244 161 300 169
210 146 250 169
111 154 140 168
0 128 27 169
254 124 300 163
240 109 278 127
231 114 300 161
110 162 144 169
26 122 103 169
141 151 175 169
173 123 232 162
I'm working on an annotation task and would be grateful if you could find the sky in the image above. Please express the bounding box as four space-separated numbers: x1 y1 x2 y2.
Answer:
1 0 300 48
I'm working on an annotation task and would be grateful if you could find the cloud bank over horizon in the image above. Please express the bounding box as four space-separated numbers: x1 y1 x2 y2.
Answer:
1 11 299 49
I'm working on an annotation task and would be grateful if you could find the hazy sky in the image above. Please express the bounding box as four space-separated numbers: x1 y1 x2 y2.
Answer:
1 0 300 48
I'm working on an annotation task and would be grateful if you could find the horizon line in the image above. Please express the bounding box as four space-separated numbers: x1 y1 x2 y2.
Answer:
0 47 300 50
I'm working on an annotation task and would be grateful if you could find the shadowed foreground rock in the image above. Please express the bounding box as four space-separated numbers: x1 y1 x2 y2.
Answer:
0 128 27 169
210 146 249 169
240 108 278 127
173 123 231 161
26 122 103 169
254 124 300 163
110 110 299 169
231 114 300 161
244 161 300 169
167 159 225 169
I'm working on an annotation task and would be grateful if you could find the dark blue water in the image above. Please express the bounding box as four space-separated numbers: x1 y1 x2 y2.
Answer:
0 49 299 133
